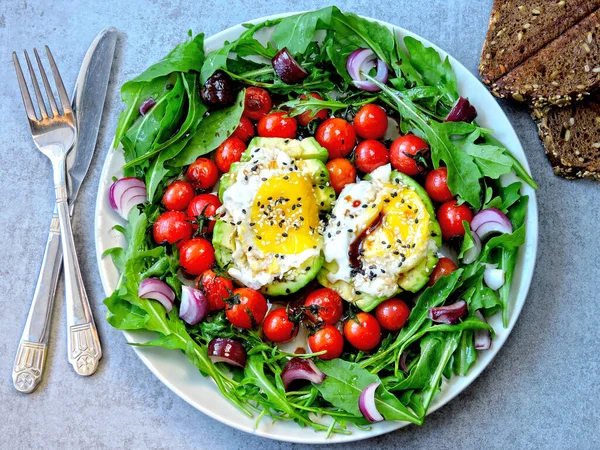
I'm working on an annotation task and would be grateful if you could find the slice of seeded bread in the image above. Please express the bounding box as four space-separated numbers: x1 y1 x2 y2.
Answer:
480 0 600 85
533 98 600 179
489 11 600 108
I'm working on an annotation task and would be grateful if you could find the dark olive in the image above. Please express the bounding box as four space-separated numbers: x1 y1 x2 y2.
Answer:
200 70 237 108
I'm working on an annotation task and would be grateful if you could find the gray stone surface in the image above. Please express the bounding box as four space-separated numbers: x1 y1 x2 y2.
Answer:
1 0 599 449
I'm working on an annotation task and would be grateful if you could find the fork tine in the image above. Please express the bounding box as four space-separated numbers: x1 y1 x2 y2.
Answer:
33 48 59 117
44 46 71 114
24 50 48 119
12 52 38 121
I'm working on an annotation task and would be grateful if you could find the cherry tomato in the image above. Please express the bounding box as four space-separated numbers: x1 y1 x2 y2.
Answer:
304 288 343 325
257 111 298 139
179 238 215 276
375 299 410 331
197 269 233 311
186 157 219 190
232 116 255 143
390 134 430 176
353 104 388 140
425 167 454 203
427 257 458 286
262 308 299 343
308 325 344 360
243 87 272 121
153 211 192 245
187 193 222 233
326 158 356 195
316 118 356 159
344 312 381 351
161 180 195 211
354 140 389 173
225 288 268 329
297 93 328 127
215 137 247 173
437 200 473 240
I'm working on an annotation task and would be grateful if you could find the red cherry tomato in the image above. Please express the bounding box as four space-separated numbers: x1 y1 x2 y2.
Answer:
257 111 298 139
375 299 410 331
326 158 356 195
225 288 268 329
437 200 473 240
344 312 381 351
353 104 388 140
304 288 343 325
197 269 233 311
187 193 222 233
179 238 215 276
232 116 255 143
262 308 299 343
215 137 247 173
243 87 272 121
390 134 430 176
161 180 195 211
153 211 192 245
354 140 390 173
425 167 454 203
316 118 356 159
308 325 344 360
297 93 328 127
186 157 219 190
428 257 458 286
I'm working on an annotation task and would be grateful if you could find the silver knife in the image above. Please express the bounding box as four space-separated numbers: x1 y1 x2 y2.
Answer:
12 28 118 393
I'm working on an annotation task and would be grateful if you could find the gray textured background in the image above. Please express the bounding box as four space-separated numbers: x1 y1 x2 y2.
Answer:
1 1 599 449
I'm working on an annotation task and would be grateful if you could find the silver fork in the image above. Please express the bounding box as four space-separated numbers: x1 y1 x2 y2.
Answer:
13 47 101 383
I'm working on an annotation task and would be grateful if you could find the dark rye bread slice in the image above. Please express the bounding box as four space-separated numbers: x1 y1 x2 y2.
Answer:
490 11 600 107
480 0 600 85
533 98 600 179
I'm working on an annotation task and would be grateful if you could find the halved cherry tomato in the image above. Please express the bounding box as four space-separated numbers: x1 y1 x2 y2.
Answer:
425 167 454 203
187 193 222 233
257 111 297 139
161 180 195 211
375 299 410 331
186 157 219 190
344 312 381 351
428 257 458 286
179 238 215 276
353 104 388 140
243 87 272 121
308 325 344 360
197 269 233 311
437 200 473 240
153 211 192 245
225 288 268 329
263 308 299 343
316 118 356 159
304 288 343 325
232 116 255 143
354 140 389 173
390 134 430 176
297 92 328 127
326 158 356 195
215 137 247 173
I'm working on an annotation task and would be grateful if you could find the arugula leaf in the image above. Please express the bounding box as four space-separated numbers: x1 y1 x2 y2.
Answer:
459 220 475 260
272 7 334 55
453 330 476 376
463 142 514 180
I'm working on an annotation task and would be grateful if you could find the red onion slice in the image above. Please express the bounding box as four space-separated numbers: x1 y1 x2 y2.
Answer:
445 97 477 123
109 177 147 219
281 357 326 390
473 311 491 350
208 338 247 368
359 382 384 423
138 278 175 313
272 48 309 84
484 264 505 290
179 285 209 325
139 97 156 115
428 300 468 324
462 232 482 264
399 351 408 373
471 208 512 232
346 48 389 92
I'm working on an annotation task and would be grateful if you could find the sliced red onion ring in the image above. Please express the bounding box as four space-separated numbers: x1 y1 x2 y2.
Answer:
471 208 513 240
359 382 384 423
445 96 477 123
462 232 482 264
399 351 408 373
473 311 491 350
428 300 468 324
484 264 505 290
281 357 326 391
139 97 156 115
346 48 389 92
109 177 147 219
272 48 309 84
208 337 247 368
138 278 175 313
179 285 209 325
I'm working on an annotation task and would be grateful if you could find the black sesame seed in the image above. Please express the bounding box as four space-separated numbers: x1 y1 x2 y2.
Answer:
306 266 311 272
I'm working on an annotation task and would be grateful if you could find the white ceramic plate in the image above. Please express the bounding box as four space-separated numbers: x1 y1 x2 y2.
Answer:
95 12 539 444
